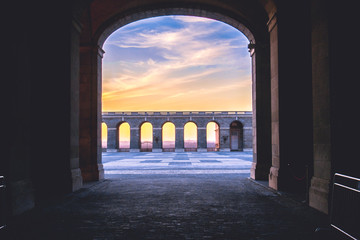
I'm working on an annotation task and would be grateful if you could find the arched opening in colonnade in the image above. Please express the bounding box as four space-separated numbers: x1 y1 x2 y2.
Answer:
207 121 220 151
118 122 130 151
184 122 198 151
230 121 243 151
162 122 175 152
101 122 108 150
79 1 272 187
140 122 153 152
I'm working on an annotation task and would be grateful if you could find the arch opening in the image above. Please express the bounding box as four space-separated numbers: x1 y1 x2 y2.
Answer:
207 122 220 152
162 122 175 152
184 122 198 151
229 121 243 151
118 122 130 151
101 122 108 150
140 122 153 152
79 3 272 185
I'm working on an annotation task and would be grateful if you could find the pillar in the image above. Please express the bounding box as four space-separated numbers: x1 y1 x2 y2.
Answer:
175 127 184 152
219 128 230 151
268 2 313 194
79 43 104 182
268 13 281 190
153 127 162 152
69 18 84 190
106 127 118 151
249 39 272 180
308 0 332 214
197 127 207 152
130 127 140 152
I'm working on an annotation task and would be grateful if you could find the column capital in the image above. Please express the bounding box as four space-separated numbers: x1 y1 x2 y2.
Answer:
80 44 105 58
248 41 256 56
267 12 278 33
72 17 83 34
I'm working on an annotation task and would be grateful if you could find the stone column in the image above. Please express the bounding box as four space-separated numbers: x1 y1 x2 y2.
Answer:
197 127 207 152
130 127 140 152
309 0 332 214
70 18 83 190
152 127 162 152
175 127 184 152
106 127 118 151
268 13 281 190
267 4 313 193
79 43 105 182
219 128 230 151
249 40 272 180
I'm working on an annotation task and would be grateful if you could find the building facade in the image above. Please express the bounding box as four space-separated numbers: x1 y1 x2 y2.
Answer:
102 111 252 152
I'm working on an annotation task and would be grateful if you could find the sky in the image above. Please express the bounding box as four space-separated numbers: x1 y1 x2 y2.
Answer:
102 15 252 112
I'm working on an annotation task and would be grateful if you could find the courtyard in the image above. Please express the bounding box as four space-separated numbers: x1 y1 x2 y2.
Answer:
102 151 253 176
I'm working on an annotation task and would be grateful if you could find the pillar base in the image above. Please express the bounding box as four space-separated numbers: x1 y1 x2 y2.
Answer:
10 178 35 216
197 148 207 152
268 166 280 190
251 162 270 180
130 149 140 152
71 168 83 191
309 176 330 214
106 149 118 152
175 148 184 152
219 148 230 152
81 164 104 182
152 148 162 152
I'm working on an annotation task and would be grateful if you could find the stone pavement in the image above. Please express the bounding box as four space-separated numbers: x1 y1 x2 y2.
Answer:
103 152 253 176
4 172 330 240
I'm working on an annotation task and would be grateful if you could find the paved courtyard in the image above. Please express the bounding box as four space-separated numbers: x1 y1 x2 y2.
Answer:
3 152 331 240
103 151 253 176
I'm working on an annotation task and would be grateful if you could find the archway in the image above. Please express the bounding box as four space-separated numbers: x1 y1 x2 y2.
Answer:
229 121 243 151
184 122 198 151
101 122 108 150
118 122 130 151
207 122 220 151
140 122 153 152
162 122 175 152
78 2 272 188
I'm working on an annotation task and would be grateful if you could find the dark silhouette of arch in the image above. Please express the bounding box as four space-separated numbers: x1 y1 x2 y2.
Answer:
229 121 243 151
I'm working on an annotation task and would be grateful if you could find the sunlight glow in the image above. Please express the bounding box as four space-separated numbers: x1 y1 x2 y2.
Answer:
184 122 197 148
162 122 175 148
119 122 130 149
207 122 220 149
102 122 108 148
140 122 153 144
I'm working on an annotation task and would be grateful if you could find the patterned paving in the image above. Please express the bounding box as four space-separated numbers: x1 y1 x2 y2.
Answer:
103 151 253 176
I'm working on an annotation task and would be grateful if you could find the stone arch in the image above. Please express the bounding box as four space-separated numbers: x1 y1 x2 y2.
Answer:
229 120 243 151
184 121 198 151
162 122 176 152
206 121 220 151
118 122 131 151
78 0 272 187
140 122 153 152
101 122 108 150
96 8 256 48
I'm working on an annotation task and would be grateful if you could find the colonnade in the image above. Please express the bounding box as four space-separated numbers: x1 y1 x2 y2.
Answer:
102 111 253 152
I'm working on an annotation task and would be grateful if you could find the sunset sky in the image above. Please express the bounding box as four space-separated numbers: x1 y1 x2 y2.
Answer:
102 15 252 112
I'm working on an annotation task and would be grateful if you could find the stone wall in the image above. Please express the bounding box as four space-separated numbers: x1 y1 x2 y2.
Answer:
102 111 252 152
